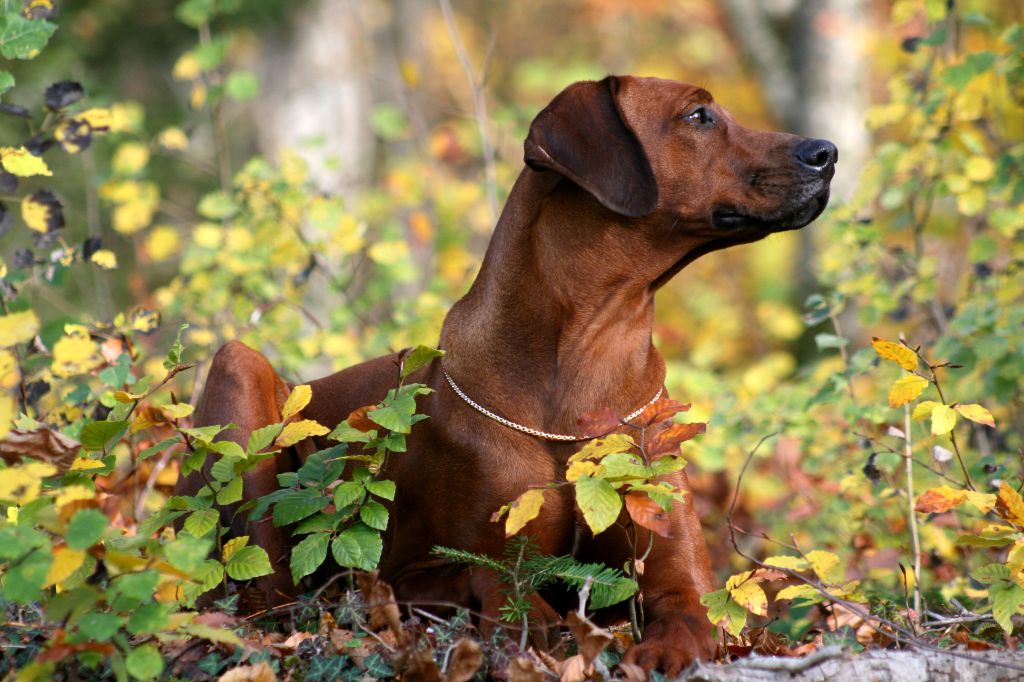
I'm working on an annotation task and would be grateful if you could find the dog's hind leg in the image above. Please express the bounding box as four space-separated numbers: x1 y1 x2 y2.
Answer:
174 339 298 610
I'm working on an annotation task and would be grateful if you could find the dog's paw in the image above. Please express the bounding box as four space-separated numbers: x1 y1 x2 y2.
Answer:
479 592 563 651
621 615 716 676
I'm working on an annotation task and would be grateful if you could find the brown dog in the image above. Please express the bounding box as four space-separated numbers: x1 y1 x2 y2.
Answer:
176 76 835 674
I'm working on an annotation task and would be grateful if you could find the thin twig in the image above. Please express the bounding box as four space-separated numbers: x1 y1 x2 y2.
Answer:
437 0 498 224
904 401 922 620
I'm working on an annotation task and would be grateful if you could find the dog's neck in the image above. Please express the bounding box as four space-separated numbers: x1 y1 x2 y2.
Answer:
439 170 702 437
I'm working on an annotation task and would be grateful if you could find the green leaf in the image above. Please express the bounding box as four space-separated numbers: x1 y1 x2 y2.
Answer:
294 512 342 535
331 523 383 571
165 535 212 574
247 423 282 455
163 323 189 369
175 0 214 27
0 14 57 60
990 578 1024 634
225 545 273 580
210 454 240 482
290 532 329 583
197 190 238 220
368 384 429 434
216 476 243 504
401 346 444 379
180 559 223 606
360 500 389 531
366 479 396 501
574 475 622 535
1 547 50 603
66 509 109 549
272 488 325 526
75 611 121 642
0 70 13 96
183 509 219 538
333 480 365 508
139 436 179 461
370 103 408 141
700 587 747 637
80 420 129 451
225 70 259 101
328 420 372 443
126 603 170 635
111 571 159 606
126 643 164 681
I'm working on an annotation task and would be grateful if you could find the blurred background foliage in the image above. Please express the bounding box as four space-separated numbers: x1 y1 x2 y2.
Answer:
2 0 1023 646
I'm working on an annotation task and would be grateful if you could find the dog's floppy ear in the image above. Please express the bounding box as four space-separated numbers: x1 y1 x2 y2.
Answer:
524 76 658 218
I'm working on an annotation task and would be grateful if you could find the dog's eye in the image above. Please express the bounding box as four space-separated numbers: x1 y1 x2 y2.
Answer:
683 107 712 126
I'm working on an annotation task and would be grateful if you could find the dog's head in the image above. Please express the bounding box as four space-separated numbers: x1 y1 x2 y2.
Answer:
525 76 836 272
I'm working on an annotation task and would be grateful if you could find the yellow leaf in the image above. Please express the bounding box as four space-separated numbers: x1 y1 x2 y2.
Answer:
157 127 189 151
55 485 95 508
274 419 329 447
930 404 957 435
112 142 150 176
965 491 997 514
504 488 545 537
870 337 917 371
144 225 180 262
888 374 929 407
190 82 207 109
52 328 102 377
90 249 118 270
0 395 13 441
965 156 995 182
172 52 200 81
21 190 63 233
567 434 635 463
566 460 601 482
776 584 820 601
0 146 52 177
805 550 843 584
78 107 111 132
281 385 312 420
912 400 942 420
367 240 409 266
957 186 986 216
44 547 85 587
112 199 156 235
763 555 809 571
222 536 249 562
726 571 768 616
0 309 39 347
998 483 1024 526
954 403 995 428
915 485 967 513
159 403 194 420
69 458 106 471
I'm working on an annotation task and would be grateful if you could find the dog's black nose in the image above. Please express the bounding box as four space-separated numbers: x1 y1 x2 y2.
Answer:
794 138 838 172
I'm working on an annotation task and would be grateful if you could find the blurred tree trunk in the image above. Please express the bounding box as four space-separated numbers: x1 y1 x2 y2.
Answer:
722 0 868 294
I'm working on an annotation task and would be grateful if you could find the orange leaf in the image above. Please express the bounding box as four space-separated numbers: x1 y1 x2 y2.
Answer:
915 485 967 513
648 422 706 457
632 398 691 428
871 337 917 371
997 482 1024 526
624 492 671 537
577 408 621 438
954 403 995 428
347 405 378 433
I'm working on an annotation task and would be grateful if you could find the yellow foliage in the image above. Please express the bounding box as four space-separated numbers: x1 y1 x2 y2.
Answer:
871 338 917 371
157 127 189 150
44 547 85 587
172 52 200 80
0 462 56 504
888 374 928 407
503 488 545 536
52 326 102 377
274 419 329 447
112 142 150 175
90 249 118 270
0 146 52 176
281 385 312 420
726 571 768 616
0 309 39 347
146 225 181 261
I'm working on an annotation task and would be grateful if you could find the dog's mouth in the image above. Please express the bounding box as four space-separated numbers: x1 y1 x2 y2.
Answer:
711 190 830 235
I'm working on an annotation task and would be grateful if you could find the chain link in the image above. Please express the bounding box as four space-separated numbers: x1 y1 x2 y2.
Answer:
442 369 663 442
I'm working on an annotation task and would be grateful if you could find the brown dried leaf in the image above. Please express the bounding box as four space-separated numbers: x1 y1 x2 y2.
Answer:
0 427 79 470
347 405 379 432
914 485 967 514
355 571 404 642
648 422 706 457
624 491 671 537
445 638 483 682
280 631 316 651
507 657 547 682
577 408 621 438
402 646 443 682
557 654 589 682
633 398 690 428
566 611 613 664
217 662 277 682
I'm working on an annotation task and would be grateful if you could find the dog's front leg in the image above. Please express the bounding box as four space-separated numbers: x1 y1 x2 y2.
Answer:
469 564 562 650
